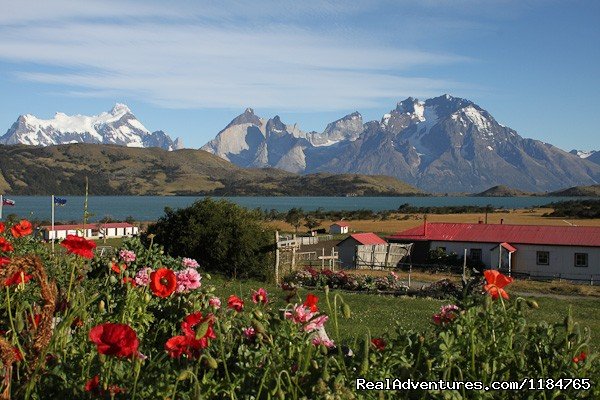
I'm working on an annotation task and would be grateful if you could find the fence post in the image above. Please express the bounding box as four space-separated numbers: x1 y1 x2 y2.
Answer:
591 275 594 286
275 231 280 284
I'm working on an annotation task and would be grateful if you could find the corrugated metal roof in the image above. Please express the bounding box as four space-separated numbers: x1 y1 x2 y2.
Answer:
349 232 386 245
388 222 600 247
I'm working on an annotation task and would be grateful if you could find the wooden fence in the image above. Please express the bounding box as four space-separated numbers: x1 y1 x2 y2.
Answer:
354 243 412 269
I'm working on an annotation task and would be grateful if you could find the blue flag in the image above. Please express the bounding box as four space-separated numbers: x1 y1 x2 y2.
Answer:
54 197 67 206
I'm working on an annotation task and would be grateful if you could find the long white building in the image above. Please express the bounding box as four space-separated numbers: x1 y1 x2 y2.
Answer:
40 222 139 240
388 222 600 283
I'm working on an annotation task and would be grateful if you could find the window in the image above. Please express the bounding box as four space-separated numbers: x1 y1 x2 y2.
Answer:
536 251 549 265
574 253 588 268
470 248 482 262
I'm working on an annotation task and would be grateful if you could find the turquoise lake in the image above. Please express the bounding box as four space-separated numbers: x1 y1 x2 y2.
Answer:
0 196 581 222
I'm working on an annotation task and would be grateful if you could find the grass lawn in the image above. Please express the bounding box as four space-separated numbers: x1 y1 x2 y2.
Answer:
207 274 600 350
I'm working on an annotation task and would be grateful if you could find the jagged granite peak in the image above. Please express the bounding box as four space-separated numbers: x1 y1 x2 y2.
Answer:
224 107 263 129
314 111 363 145
202 96 600 192
1 104 181 150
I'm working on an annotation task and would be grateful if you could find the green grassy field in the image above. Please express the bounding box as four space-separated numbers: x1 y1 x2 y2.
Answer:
208 274 600 350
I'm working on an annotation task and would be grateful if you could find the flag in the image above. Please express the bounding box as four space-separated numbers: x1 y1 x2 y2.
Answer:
54 197 67 206
2 198 15 206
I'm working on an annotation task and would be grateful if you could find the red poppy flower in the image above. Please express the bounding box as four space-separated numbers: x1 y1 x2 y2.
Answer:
122 277 136 286
371 338 386 351
227 295 244 312
149 268 177 298
4 271 32 286
89 323 139 358
483 270 513 300
252 288 268 304
181 312 216 347
84 375 100 393
0 238 13 253
304 293 319 312
0 222 4 234
0 257 10 267
60 235 97 259
165 335 191 358
573 351 587 363
112 263 126 274
11 220 33 238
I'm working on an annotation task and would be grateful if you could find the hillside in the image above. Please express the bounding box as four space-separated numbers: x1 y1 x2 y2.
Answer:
549 185 600 197
0 144 422 196
473 185 535 197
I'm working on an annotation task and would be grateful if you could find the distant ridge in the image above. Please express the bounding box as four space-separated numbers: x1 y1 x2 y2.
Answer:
473 185 534 197
0 143 422 196
549 185 600 197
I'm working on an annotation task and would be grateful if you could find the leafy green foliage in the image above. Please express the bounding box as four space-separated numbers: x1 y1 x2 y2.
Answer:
146 198 274 280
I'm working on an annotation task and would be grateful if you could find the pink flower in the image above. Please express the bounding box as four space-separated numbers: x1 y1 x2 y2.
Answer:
252 288 268 304
312 337 335 348
119 249 136 263
182 257 200 268
284 305 315 324
243 327 256 340
134 267 153 287
304 315 329 333
432 304 460 326
209 297 221 309
175 268 202 293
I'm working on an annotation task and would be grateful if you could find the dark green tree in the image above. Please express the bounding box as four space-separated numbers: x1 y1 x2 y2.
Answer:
304 216 320 233
146 198 275 280
284 207 303 233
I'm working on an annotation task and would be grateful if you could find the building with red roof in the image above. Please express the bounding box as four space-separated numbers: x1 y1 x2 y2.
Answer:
329 221 350 234
388 222 600 281
336 232 387 268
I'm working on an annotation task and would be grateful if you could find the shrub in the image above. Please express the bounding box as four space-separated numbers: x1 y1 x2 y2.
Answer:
146 198 274 280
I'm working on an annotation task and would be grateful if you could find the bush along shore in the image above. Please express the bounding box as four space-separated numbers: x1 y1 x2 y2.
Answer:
0 219 598 399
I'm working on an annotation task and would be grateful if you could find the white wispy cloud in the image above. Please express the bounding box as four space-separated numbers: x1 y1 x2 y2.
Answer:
0 0 474 110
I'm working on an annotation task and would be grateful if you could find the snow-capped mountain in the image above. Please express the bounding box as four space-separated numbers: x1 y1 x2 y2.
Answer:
570 149 597 159
202 95 600 192
1 104 183 150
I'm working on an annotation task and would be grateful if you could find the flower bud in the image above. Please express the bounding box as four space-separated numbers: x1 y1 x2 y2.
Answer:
341 303 351 319
205 356 218 369
109 275 118 284
98 300 106 313
144 293 152 303
252 320 266 334
253 309 264 319
177 370 194 381
526 299 539 309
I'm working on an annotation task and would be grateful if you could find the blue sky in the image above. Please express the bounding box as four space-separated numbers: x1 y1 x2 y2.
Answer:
0 0 598 150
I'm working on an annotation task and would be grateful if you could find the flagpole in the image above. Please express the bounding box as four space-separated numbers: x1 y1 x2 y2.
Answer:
51 195 55 252
0 194 3 220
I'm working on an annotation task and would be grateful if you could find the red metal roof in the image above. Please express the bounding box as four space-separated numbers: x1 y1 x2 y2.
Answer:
500 242 517 252
348 233 386 245
388 223 600 247
331 221 350 227
41 222 135 231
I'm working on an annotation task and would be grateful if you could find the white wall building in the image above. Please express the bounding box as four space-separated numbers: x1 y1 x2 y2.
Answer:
329 221 349 235
388 222 600 282
41 222 139 240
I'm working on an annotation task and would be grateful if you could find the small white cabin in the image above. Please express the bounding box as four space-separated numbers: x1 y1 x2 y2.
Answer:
330 221 349 235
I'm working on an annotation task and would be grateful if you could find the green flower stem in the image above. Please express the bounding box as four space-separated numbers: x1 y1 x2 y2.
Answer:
5 287 26 363
131 356 143 399
66 257 82 303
